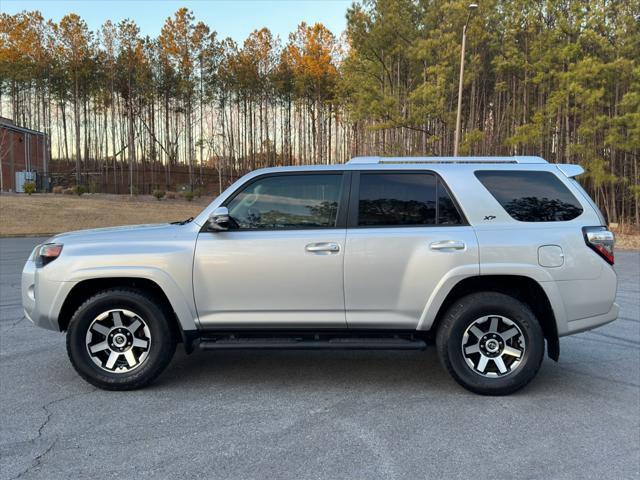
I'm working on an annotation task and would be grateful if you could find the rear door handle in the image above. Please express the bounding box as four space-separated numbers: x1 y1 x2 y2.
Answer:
430 240 466 251
305 242 340 254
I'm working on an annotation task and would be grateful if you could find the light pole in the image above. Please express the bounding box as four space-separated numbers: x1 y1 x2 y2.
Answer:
454 3 478 157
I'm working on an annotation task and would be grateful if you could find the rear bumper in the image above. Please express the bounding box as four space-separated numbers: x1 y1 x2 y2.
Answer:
561 302 619 336
551 260 618 336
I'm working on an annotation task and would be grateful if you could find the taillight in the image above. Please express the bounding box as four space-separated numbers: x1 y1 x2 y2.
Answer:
582 226 615 265
35 243 63 267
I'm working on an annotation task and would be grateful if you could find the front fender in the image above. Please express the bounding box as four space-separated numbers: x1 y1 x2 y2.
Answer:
65 266 199 331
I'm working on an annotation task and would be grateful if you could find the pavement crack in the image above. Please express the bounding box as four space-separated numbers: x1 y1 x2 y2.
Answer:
585 330 640 346
573 334 639 350
10 388 98 480
13 437 59 480
616 315 640 324
8 315 26 329
0 302 23 308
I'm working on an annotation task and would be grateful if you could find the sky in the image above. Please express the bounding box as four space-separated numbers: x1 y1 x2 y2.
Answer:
1 0 352 42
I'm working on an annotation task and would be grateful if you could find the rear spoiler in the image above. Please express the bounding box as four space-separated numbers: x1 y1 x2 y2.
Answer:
556 164 584 178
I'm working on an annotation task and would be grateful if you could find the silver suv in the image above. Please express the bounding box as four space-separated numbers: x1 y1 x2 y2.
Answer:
22 156 618 395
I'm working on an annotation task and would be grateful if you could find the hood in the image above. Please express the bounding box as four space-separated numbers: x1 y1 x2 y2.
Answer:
48 222 187 244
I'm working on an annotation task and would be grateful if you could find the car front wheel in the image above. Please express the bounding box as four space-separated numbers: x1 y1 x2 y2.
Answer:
436 291 545 395
66 288 176 390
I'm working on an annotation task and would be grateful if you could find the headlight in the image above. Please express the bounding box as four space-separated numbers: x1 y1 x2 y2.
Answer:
35 243 63 267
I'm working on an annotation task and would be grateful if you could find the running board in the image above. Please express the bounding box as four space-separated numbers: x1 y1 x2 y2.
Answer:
199 336 427 351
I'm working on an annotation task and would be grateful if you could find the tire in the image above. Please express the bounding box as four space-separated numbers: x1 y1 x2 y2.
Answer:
436 291 544 396
66 288 177 390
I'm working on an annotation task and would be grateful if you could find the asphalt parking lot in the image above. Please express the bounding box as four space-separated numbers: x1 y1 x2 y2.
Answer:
1 237 638 480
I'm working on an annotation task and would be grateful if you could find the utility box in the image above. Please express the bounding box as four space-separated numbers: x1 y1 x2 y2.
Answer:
15 171 37 193
37 174 51 192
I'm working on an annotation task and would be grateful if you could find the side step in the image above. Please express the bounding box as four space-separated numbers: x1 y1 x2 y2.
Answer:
200 336 426 351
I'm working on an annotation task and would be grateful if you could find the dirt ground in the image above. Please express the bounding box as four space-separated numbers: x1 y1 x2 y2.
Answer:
0 193 210 236
1 193 639 248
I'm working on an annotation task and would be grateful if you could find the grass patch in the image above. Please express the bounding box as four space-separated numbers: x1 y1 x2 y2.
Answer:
0 193 209 236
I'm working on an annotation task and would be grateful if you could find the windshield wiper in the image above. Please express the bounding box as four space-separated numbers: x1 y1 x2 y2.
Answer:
171 217 194 225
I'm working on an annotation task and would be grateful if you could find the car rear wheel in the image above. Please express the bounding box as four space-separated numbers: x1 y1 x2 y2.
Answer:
66 288 176 390
436 291 544 395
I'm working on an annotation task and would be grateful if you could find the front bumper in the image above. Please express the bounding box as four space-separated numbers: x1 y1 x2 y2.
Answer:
22 259 72 331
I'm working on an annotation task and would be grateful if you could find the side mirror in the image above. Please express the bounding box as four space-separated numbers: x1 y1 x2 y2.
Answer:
208 206 230 231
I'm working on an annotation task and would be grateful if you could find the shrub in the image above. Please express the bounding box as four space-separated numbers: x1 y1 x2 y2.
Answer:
183 191 194 202
73 185 86 196
63 187 74 195
153 189 165 200
193 187 204 198
23 182 36 195
165 191 176 200
52 186 64 194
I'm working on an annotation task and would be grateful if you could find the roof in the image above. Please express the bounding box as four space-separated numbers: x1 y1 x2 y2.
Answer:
347 156 547 164
0 118 45 136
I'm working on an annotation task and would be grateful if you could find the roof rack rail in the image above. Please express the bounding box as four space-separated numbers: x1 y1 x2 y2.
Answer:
346 156 547 165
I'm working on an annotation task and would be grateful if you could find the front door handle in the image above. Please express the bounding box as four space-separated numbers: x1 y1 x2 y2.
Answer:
430 240 466 251
305 242 340 254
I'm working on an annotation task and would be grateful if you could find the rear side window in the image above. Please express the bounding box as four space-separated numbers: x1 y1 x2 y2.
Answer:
571 178 607 225
475 171 583 222
357 173 463 227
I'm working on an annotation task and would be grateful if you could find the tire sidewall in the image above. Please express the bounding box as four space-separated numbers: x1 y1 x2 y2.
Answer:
440 293 544 395
67 290 175 389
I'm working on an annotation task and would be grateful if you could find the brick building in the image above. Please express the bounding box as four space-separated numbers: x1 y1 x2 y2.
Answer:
0 117 49 192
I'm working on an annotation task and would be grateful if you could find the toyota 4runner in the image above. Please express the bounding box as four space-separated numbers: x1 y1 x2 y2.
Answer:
22 156 618 395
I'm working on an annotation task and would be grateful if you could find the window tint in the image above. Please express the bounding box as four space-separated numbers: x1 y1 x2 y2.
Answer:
571 178 607 225
475 171 583 222
438 179 463 225
358 173 437 226
227 174 342 229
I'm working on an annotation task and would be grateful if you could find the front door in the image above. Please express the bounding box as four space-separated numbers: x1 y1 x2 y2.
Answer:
194 172 349 328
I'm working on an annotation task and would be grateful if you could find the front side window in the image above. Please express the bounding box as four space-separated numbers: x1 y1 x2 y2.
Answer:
226 174 342 229
357 173 437 226
475 170 583 222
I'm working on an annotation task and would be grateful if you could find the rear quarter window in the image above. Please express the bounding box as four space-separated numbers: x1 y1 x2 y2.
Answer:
474 170 583 222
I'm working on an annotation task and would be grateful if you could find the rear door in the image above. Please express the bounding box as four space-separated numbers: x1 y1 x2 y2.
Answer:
344 171 479 329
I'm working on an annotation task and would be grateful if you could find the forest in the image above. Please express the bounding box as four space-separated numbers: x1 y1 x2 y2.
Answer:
0 0 638 225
